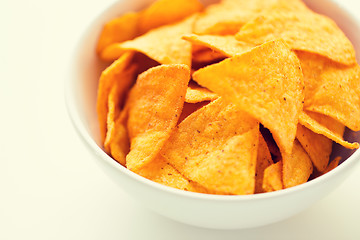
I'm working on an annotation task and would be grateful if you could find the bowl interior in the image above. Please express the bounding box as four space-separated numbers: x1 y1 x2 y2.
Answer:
68 0 360 194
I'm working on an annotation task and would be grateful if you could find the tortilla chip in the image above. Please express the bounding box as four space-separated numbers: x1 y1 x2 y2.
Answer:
183 34 255 57
101 15 195 66
104 105 129 166
96 12 139 54
185 81 218 103
296 124 332 172
193 40 304 155
138 0 203 34
96 52 134 142
262 160 283 192
137 155 211 193
255 134 274 193
126 64 190 171
236 6 356 65
299 111 359 149
305 63 360 131
193 0 285 35
161 98 259 195
103 66 136 165
283 140 313 188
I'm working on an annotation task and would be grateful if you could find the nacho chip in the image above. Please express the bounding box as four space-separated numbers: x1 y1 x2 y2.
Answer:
96 52 134 142
137 155 211 193
104 105 129 166
305 63 360 131
185 81 218 103
299 111 359 149
283 140 313 188
96 12 139 54
138 0 203 34
193 40 304 155
126 64 190 171
183 34 255 57
103 66 136 165
262 160 283 192
193 0 284 35
101 15 195 66
296 123 332 172
236 6 356 65
255 134 274 193
161 98 259 195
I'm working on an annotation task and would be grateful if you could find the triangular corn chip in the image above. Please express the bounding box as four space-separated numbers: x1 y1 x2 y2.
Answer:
96 52 134 142
178 102 210 124
126 64 190 171
296 123 332 172
96 12 139 54
236 6 356 65
101 16 195 66
161 98 259 195
183 34 255 57
283 140 313 188
137 155 211 193
299 111 359 149
193 0 290 35
138 0 203 34
193 40 304 155
262 160 283 192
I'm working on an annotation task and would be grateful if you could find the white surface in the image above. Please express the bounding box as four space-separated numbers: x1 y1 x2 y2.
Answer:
1 0 360 239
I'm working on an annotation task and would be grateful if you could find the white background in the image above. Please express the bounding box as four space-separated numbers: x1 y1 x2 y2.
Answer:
1 0 360 239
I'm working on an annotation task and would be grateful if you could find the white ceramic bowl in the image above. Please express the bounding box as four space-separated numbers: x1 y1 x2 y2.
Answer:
65 0 360 229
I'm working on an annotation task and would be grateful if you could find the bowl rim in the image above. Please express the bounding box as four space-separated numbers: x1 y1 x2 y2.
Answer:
65 0 360 202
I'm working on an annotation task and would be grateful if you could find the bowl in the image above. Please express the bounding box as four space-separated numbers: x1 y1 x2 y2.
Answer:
65 0 360 229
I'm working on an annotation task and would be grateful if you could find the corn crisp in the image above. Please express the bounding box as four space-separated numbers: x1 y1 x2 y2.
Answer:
236 6 357 65
126 64 190 171
193 0 283 35
161 98 259 195
137 155 210 193
283 140 313 189
262 161 283 192
96 52 134 142
193 40 304 155
299 111 359 149
138 0 203 34
96 12 139 54
101 15 195 66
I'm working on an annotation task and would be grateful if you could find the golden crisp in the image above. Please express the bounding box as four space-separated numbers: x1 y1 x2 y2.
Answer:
126 64 190 171
161 98 259 195
262 161 283 192
236 6 356 65
296 123 333 172
283 140 313 189
138 0 203 34
96 52 134 142
299 111 359 149
193 40 304 155
101 15 195 66
96 12 139 54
